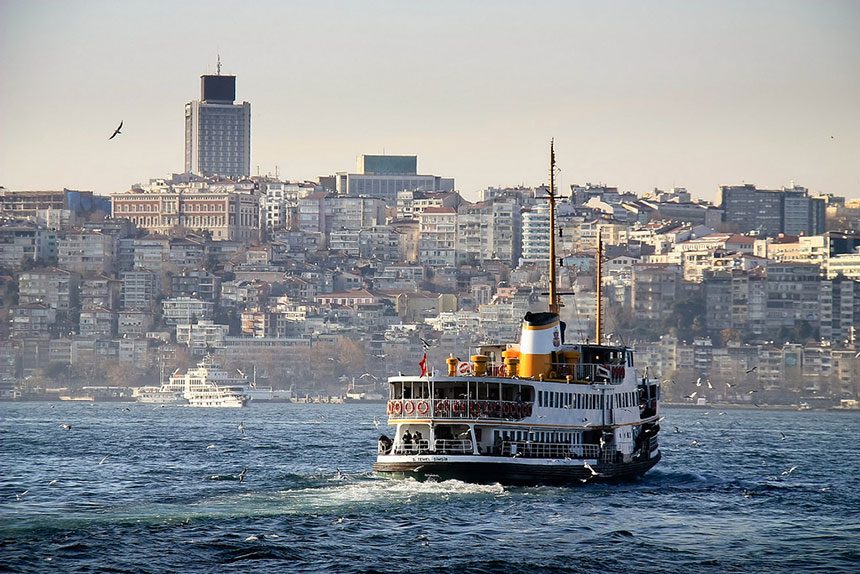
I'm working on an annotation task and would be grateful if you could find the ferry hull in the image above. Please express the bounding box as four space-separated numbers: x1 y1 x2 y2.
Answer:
373 452 661 486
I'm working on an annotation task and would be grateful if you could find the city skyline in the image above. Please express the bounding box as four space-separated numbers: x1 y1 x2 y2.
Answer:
1 0 859 202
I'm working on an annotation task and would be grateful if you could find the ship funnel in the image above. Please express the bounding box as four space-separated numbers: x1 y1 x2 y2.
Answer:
518 311 561 378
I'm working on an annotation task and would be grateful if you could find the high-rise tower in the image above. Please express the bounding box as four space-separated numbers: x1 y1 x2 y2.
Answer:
184 63 251 179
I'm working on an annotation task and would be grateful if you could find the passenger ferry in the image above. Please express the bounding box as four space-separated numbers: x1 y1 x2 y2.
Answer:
373 143 662 485
135 356 248 408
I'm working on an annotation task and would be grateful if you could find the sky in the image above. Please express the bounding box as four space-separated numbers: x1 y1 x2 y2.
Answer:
1 0 858 203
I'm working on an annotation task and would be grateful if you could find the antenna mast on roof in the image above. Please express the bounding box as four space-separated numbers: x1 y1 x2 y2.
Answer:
217 53 222 75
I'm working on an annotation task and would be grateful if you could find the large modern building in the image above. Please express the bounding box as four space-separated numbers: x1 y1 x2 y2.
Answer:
332 155 454 205
184 70 251 178
718 184 826 237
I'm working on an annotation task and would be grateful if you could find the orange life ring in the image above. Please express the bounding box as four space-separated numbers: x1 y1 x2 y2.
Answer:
392 401 402 415
404 401 415 415
417 400 429 415
503 403 511 416
470 402 481 417
387 401 393 415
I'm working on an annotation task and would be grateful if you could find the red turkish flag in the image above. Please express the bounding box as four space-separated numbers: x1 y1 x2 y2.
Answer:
419 353 428 378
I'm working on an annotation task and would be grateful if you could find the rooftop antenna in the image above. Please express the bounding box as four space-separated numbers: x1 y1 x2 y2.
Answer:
217 53 222 75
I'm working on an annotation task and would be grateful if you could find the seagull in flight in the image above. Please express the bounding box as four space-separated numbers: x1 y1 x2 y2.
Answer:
16 490 29 501
109 120 123 140
780 432 787 440
726 382 737 388
695 377 703 387
684 392 698 400
781 465 798 476
60 423 72 430
745 366 757 373
99 455 110 465
419 337 432 350
583 462 599 476
237 468 247 482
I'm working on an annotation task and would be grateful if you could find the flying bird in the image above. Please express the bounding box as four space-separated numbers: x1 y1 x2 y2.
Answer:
108 120 123 140
237 468 247 482
16 490 29 501
781 465 798 476
60 423 72 430
745 366 757 373
99 455 110 465
684 392 698 400
707 380 713 389
780 432 787 440
726 382 737 388
695 377 702 387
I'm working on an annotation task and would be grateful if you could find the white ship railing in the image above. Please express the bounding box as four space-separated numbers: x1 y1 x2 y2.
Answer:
387 399 534 420
395 439 473 455
499 441 603 459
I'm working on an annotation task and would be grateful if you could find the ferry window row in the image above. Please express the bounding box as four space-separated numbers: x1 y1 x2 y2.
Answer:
538 391 602 410
615 392 638 409
496 430 581 444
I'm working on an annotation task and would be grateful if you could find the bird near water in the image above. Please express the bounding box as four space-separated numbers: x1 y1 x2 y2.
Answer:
108 121 123 140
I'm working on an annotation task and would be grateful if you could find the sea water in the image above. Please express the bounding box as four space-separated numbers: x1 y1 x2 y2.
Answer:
1 402 857 573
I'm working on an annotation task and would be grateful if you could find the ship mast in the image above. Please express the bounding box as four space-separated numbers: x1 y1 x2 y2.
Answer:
548 139 561 315
595 228 603 344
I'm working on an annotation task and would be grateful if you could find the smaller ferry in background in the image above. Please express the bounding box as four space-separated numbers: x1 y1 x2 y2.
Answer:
344 377 387 403
134 356 248 408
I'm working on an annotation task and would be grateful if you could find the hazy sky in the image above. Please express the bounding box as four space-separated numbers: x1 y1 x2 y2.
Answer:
1 0 858 202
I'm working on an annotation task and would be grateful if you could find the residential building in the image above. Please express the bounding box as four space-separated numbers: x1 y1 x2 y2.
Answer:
57 230 115 275
718 184 825 237
18 268 80 311
418 207 457 267
0 224 58 268
161 297 215 326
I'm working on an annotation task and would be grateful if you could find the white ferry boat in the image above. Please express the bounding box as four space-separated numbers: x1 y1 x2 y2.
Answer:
373 143 662 485
136 356 248 408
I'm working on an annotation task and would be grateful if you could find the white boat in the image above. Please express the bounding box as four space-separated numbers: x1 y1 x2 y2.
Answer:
187 384 248 408
137 356 249 408
373 142 662 486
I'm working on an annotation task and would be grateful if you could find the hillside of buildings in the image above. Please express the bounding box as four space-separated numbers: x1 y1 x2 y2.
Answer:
1 177 859 406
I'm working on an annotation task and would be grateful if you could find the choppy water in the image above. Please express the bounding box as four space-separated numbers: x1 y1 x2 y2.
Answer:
1 402 858 573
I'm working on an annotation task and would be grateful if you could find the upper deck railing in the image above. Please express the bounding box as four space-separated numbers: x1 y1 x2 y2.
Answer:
387 398 534 420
